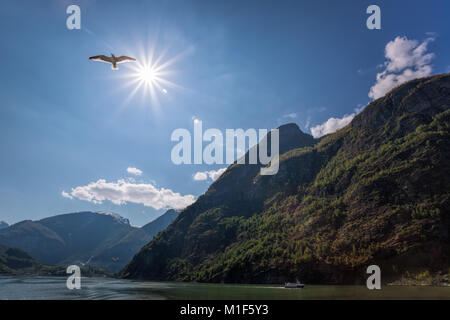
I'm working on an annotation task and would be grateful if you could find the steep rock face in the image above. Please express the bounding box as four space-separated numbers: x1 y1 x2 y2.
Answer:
121 124 318 280
122 74 450 283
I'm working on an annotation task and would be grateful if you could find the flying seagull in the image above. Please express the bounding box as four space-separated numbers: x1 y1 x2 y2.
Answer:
88 53 136 70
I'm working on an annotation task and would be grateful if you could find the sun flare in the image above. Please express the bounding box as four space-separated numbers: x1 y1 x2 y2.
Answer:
120 48 185 107
127 59 167 98
138 65 158 85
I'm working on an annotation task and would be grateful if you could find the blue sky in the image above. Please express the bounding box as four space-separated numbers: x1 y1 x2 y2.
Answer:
0 0 448 226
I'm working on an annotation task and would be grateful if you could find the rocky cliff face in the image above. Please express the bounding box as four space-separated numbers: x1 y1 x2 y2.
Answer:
122 74 450 284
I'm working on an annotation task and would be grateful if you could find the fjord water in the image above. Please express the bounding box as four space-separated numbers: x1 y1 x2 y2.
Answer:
0 276 449 300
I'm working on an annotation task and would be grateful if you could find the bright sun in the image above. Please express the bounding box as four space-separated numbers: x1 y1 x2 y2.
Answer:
121 49 183 106
138 65 158 85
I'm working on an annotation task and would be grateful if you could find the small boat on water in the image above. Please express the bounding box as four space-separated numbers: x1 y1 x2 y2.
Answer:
284 281 304 289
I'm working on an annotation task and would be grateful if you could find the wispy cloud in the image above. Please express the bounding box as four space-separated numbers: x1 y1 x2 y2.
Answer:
277 112 298 126
193 168 227 182
304 116 311 130
127 167 143 176
61 191 73 199
283 113 297 119
369 36 435 100
62 179 195 210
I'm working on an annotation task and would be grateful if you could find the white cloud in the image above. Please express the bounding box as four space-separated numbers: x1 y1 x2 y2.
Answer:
369 36 435 100
193 171 208 181
127 167 143 176
61 191 73 199
208 168 227 181
310 113 356 138
193 168 227 182
62 179 195 210
310 104 367 139
311 35 435 139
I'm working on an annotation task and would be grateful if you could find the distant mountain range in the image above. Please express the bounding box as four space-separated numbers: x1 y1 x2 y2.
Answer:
0 209 178 272
122 74 450 284
0 221 8 230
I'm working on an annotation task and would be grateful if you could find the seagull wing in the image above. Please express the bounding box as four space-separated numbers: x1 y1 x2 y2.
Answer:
116 56 137 64
89 55 113 63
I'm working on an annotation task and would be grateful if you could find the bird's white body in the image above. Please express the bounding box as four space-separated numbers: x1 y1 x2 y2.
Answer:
89 53 136 70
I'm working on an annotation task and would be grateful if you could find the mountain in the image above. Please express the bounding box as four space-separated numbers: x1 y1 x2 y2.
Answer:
0 243 111 276
0 210 179 272
142 209 179 235
0 243 44 274
122 74 450 284
0 221 8 229
90 209 180 270
0 243 71 276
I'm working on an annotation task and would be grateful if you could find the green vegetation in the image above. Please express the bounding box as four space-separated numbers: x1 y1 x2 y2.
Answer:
122 74 450 284
0 243 111 276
